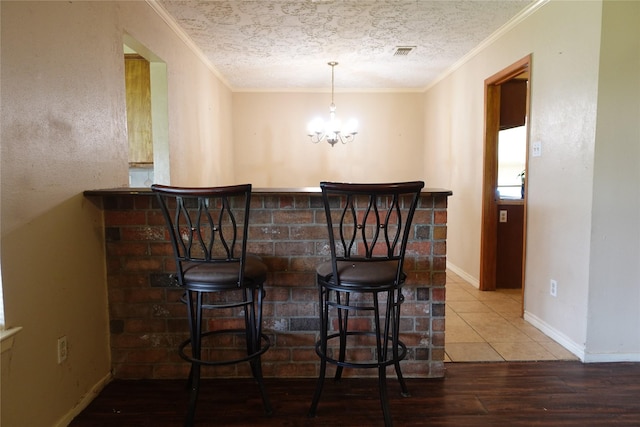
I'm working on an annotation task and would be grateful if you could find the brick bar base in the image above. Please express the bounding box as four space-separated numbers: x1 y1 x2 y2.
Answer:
86 188 451 380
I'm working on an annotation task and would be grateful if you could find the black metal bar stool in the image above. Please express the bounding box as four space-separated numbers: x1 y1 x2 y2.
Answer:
308 181 424 427
152 184 271 426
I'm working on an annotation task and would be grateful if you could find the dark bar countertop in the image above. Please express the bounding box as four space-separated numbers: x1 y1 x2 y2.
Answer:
84 187 453 196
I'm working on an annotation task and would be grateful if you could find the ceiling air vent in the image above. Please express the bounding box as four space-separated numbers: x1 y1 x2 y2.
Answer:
393 46 416 57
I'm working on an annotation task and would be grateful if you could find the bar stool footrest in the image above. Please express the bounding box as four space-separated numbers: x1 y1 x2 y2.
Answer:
179 328 270 366
314 331 407 369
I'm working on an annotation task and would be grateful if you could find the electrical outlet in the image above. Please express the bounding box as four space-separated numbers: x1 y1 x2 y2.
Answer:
550 280 557 297
57 336 68 364
499 210 508 223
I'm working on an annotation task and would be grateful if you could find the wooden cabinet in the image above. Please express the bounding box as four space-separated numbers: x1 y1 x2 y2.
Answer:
496 201 524 288
499 79 527 130
125 54 153 166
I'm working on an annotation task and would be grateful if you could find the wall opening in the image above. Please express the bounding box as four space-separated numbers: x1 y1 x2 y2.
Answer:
123 35 170 186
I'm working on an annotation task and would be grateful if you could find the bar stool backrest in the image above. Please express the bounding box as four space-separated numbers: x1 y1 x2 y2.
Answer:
151 184 252 288
319 181 425 286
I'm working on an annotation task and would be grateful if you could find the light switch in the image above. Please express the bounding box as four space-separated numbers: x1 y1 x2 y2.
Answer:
499 210 508 223
532 141 542 157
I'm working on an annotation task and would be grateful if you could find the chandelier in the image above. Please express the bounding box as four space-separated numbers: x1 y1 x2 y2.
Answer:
307 61 358 147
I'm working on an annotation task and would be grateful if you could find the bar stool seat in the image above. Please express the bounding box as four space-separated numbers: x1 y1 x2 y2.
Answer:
181 254 267 289
316 260 401 289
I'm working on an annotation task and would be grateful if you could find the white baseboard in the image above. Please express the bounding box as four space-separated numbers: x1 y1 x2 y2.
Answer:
524 311 640 363
54 372 112 427
524 311 585 361
446 262 479 289
582 352 640 363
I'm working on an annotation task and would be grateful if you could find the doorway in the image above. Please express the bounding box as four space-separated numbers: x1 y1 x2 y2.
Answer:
123 35 170 186
479 55 531 313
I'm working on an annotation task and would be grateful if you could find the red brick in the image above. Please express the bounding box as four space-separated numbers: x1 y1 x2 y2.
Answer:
277 195 295 208
293 196 311 208
149 242 173 256
431 332 445 346
125 318 166 333
289 256 324 272
107 241 149 257
264 287 290 302
109 302 153 318
432 318 445 332
246 241 274 255
261 348 291 362
330 317 371 331
273 210 313 224
274 241 314 256
412 209 433 225
434 196 448 209
276 332 316 347
121 226 165 242
247 209 272 225
431 271 447 287
122 257 163 272
405 241 431 255
134 196 154 210
125 288 165 303
432 287 445 301
248 225 290 240
290 225 327 240
434 210 447 225
127 348 168 363
292 348 317 361
291 288 317 302
433 225 447 240
146 210 165 226
105 211 147 226
271 271 314 287
274 302 316 317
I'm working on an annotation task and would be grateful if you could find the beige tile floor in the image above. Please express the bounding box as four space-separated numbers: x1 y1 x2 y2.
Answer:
445 271 578 362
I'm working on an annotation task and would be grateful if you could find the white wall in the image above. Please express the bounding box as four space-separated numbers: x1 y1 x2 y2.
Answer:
0 1 232 425
233 92 425 187
586 0 640 361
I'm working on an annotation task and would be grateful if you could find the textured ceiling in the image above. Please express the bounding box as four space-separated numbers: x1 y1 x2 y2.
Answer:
155 0 536 90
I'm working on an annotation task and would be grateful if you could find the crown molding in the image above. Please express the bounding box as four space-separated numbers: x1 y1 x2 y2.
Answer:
424 0 549 92
145 0 232 90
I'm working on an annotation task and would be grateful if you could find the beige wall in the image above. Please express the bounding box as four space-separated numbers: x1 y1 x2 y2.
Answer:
424 0 640 361
0 1 232 426
233 92 425 187
586 0 640 359
426 0 602 353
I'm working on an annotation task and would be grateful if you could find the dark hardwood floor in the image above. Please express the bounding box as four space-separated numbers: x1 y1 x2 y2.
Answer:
69 361 640 426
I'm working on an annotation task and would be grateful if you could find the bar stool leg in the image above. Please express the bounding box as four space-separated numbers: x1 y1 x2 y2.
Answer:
185 291 203 427
247 287 272 415
372 292 393 427
308 286 330 417
334 291 349 381
392 290 410 397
